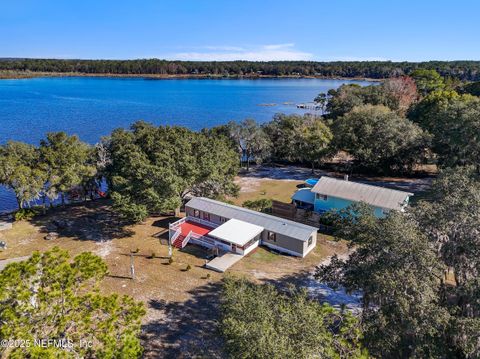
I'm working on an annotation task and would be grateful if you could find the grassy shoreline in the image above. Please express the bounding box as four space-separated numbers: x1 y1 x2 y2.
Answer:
0 70 382 82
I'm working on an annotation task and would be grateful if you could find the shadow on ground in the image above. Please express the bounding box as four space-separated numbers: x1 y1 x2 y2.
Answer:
29 200 135 241
141 281 225 359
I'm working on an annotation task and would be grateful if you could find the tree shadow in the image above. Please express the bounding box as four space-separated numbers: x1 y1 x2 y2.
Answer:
152 217 181 229
29 200 135 242
179 244 212 260
141 281 225 359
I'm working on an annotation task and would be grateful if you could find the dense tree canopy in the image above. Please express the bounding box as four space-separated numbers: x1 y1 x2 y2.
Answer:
0 247 145 358
106 121 239 221
39 132 96 205
263 113 332 170
410 69 445 95
0 133 96 210
0 141 44 208
2 58 480 80
408 91 480 168
331 105 430 173
461 81 480 96
317 206 449 358
325 84 384 119
220 276 367 359
324 76 418 119
227 119 271 170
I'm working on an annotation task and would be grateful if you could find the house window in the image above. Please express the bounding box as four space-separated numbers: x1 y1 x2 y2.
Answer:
220 217 227 223
193 209 200 218
203 212 210 221
316 194 328 201
268 231 276 242
308 236 313 247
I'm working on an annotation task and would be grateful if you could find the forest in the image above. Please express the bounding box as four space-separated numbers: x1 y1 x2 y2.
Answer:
2 58 480 80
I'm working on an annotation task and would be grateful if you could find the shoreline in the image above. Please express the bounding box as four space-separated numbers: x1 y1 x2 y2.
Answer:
0 71 383 82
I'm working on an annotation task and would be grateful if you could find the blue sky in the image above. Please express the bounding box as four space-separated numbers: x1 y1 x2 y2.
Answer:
2 0 479 61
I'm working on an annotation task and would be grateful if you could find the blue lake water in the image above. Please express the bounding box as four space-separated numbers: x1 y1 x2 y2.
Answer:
0 77 372 212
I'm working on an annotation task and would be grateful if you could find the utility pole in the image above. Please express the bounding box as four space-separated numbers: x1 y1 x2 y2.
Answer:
130 253 135 280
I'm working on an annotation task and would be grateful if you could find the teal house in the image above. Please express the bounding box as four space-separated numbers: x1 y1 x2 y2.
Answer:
291 176 413 218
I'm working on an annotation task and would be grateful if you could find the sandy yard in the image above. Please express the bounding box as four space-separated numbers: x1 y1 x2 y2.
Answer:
0 200 347 358
0 165 434 357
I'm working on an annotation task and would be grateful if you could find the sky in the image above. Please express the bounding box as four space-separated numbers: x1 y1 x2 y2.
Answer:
1 0 480 62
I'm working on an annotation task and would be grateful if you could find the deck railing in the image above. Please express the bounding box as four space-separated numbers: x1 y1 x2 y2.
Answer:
191 233 216 245
188 216 220 229
181 230 193 248
169 216 187 230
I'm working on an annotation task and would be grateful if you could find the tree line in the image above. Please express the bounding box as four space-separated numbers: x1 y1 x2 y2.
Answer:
2 58 480 80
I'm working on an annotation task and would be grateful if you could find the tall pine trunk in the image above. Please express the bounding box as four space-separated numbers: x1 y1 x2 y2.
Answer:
16 196 22 210
42 195 47 214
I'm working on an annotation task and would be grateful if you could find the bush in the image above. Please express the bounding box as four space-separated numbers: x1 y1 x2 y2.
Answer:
168 257 173 265
186 264 191 271
14 208 40 221
150 251 155 259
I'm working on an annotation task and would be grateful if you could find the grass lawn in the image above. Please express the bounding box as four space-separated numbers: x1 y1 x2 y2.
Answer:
231 177 302 205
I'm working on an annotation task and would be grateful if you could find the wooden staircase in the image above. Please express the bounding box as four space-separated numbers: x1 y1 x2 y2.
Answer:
173 235 185 249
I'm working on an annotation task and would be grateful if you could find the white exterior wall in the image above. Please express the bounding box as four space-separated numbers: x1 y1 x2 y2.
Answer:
238 240 260 256
302 233 317 257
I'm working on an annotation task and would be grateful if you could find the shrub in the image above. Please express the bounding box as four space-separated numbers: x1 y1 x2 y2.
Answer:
150 251 155 259
14 208 40 221
168 257 173 265
186 264 191 271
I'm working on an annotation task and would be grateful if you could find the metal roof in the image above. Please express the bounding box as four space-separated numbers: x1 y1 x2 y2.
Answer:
291 188 316 205
311 177 413 211
208 219 264 246
186 197 317 241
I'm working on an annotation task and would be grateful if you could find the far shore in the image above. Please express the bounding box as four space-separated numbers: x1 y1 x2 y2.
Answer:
0 70 383 82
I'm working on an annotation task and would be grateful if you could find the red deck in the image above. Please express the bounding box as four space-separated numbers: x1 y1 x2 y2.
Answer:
179 220 213 237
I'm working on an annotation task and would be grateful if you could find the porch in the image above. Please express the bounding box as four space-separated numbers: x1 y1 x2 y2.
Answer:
168 216 262 258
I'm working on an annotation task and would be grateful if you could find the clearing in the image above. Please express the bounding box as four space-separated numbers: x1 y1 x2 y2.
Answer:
0 200 347 358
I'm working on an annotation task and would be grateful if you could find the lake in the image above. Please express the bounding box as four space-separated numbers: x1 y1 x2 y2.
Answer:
0 76 373 212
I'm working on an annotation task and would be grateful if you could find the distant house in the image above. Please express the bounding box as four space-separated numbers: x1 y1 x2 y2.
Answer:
169 197 318 259
291 176 413 218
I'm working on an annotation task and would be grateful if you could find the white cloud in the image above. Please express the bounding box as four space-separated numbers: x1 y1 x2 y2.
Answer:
164 43 313 61
263 43 295 50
